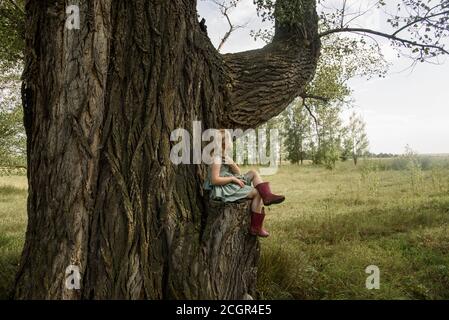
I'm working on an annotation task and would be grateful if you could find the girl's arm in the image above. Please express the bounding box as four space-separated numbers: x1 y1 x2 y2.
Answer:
210 163 245 187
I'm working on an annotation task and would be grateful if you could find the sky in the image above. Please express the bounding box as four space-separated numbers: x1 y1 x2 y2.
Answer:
197 0 449 155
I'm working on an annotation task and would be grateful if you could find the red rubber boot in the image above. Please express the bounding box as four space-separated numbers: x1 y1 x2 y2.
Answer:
249 208 270 237
255 182 285 206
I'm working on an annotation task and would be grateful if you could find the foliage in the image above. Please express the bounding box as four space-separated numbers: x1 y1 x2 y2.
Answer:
342 112 370 165
0 1 25 169
0 95 26 168
0 42 25 169
277 31 382 170
254 0 316 25
0 0 24 75
282 100 313 164
253 0 449 62
311 104 345 169
278 98 348 170
383 0 449 61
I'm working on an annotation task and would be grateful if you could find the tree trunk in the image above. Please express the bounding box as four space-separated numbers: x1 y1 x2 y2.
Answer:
14 0 320 299
184 199 259 299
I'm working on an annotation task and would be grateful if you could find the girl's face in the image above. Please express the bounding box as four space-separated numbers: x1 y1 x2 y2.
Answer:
219 129 232 155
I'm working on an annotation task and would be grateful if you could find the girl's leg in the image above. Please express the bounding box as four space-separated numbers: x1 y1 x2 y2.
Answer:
246 188 263 213
246 188 257 199
246 169 264 186
249 170 285 206
252 193 263 213
248 189 269 237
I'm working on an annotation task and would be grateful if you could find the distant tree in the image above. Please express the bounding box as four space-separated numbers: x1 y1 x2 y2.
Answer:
265 114 285 165
279 37 381 169
0 0 25 168
0 0 24 75
313 104 344 169
344 112 370 166
0 104 26 167
283 99 312 165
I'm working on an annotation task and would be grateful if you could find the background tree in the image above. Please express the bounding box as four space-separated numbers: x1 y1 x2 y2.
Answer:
283 99 312 165
264 114 285 165
313 103 345 169
0 97 26 168
317 0 449 63
343 112 370 166
205 0 248 52
0 0 24 73
273 31 387 168
0 0 25 169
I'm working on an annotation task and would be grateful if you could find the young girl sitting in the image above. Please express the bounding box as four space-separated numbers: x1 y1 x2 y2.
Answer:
203 129 285 237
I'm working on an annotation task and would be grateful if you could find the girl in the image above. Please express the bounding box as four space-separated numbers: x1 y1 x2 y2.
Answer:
203 129 285 237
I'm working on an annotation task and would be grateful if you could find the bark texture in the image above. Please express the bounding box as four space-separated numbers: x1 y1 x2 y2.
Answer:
170 199 259 299
14 0 320 299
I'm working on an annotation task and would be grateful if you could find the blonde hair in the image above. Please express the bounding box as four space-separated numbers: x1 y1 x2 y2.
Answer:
219 129 233 154
209 129 233 160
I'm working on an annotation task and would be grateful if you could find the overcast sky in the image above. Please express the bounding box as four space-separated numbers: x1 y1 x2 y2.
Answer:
197 0 449 155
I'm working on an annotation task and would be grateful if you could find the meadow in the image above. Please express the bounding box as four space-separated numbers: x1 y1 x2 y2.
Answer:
1 156 449 299
257 156 449 299
0 174 27 299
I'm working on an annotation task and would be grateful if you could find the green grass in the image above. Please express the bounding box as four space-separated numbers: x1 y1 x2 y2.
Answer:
256 160 449 300
0 176 27 299
1 160 449 299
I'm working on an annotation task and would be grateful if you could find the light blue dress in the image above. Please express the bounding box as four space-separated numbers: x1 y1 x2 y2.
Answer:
203 158 253 202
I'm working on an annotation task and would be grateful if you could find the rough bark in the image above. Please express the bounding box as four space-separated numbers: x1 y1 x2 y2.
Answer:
14 0 320 299
169 199 259 299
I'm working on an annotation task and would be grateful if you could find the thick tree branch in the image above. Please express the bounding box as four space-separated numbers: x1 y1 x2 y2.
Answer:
300 94 330 103
219 0 321 130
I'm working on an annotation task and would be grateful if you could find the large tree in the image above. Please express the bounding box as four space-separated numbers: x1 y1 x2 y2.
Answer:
7 0 448 299
13 0 320 299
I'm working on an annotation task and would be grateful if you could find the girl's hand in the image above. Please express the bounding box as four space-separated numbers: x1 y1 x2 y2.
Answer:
231 177 245 188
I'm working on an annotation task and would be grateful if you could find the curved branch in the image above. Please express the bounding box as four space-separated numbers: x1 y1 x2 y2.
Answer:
300 94 330 103
319 27 449 55
392 10 449 37
219 1 321 129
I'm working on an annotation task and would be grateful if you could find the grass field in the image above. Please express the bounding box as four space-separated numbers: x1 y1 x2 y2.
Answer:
0 175 27 299
257 158 449 299
1 158 449 299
